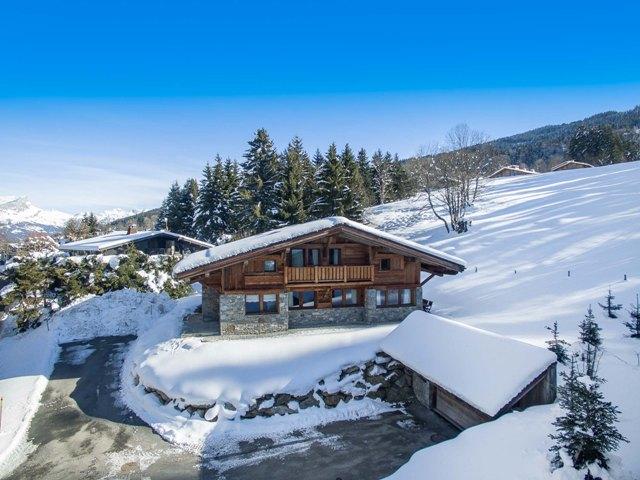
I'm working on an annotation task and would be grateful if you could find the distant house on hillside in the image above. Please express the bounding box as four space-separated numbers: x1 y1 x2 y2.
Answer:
60 226 212 255
488 165 537 178
173 216 466 336
551 160 593 172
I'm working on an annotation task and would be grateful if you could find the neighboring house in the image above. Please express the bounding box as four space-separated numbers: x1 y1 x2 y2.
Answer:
174 216 466 336
60 226 213 255
551 160 593 171
381 311 557 429
488 165 537 178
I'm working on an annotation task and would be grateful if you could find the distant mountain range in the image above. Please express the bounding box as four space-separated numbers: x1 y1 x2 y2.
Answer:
0 197 142 242
487 105 640 166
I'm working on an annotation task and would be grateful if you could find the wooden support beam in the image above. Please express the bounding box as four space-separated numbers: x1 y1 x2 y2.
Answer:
421 273 436 286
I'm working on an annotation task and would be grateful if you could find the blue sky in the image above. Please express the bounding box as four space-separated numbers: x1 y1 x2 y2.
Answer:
1 0 639 212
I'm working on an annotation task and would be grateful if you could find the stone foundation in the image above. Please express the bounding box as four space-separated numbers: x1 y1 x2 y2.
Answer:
288 305 364 328
203 286 423 335
219 293 289 336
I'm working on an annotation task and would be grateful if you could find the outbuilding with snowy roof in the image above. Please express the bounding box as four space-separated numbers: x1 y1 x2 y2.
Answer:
381 311 557 429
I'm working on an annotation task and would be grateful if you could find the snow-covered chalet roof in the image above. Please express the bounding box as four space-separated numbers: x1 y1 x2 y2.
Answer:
488 165 537 178
59 230 213 253
173 216 466 277
380 311 556 417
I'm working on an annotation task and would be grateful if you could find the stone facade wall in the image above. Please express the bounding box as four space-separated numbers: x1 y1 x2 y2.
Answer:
202 285 220 323
363 286 422 323
219 293 289 336
288 305 364 328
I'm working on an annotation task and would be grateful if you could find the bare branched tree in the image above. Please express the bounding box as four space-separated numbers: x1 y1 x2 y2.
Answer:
418 124 495 233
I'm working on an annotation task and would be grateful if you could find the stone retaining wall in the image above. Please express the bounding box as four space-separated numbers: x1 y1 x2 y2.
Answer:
138 351 419 423
288 305 364 328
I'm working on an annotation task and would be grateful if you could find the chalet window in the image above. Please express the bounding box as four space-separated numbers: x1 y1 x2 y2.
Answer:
245 294 260 314
291 248 304 267
376 288 414 308
329 248 341 265
387 289 400 306
289 291 316 309
401 288 412 305
376 290 385 307
307 248 320 266
344 288 358 306
380 258 391 271
245 294 279 314
263 259 276 272
263 294 278 313
332 288 358 307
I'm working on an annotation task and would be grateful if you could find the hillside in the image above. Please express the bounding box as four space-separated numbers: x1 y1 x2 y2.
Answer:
366 162 640 479
489 105 640 166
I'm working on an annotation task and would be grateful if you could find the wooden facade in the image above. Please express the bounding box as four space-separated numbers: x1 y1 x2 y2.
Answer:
195 233 423 307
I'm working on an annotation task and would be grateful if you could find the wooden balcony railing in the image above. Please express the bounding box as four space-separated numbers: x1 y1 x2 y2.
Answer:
284 265 374 284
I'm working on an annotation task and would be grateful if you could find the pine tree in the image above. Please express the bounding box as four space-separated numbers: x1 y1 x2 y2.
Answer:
579 306 602 379
178 178 198 235
3 258 50 330
546 320 570 365
315 143 347 217
624 294 640 338
372 150 392 204
158 181 183 232
278 137 309 225
598 288 623 319
242 128 281 233
340 143 365 221
389 154 416 201
550 355 628 470
222 158 242 236
194 160 225 242
356 148 374 208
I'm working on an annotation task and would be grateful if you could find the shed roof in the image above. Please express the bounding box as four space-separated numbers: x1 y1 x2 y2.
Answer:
59 230 213 253
380 311 556 417
551 160 593 171
173 216 466 277
488 165 537 178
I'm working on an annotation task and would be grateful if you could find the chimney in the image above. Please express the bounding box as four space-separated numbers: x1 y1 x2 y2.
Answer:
127 224 138 235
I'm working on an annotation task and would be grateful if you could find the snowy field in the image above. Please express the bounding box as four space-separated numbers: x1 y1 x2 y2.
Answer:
365 162 640 480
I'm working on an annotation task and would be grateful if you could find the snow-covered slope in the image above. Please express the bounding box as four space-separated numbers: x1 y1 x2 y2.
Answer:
366 162 640 479
0 196 72 241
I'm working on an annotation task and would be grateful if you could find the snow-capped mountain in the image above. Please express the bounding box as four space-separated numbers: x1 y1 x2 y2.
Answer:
75 208 141 223
0 197 142 242
0 196 72 241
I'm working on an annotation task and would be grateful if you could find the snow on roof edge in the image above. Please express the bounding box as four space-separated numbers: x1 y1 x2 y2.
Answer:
173 216 466 276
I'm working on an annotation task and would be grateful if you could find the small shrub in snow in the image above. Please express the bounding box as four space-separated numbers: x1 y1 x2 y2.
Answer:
545 320 570 365
550 355 628 471
623 294 640 338
598 288 622 319
578 307 602 379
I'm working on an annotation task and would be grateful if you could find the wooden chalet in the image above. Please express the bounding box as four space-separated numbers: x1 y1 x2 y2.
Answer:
174 217 466 336
551 160 593 171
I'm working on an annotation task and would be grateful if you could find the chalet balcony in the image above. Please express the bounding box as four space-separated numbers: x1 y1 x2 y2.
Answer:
284 265 374 285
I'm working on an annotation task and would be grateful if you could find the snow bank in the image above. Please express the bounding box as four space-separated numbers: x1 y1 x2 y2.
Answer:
381 311 556 416
173 216 466 275
0 289 176 475
134 324 395 412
